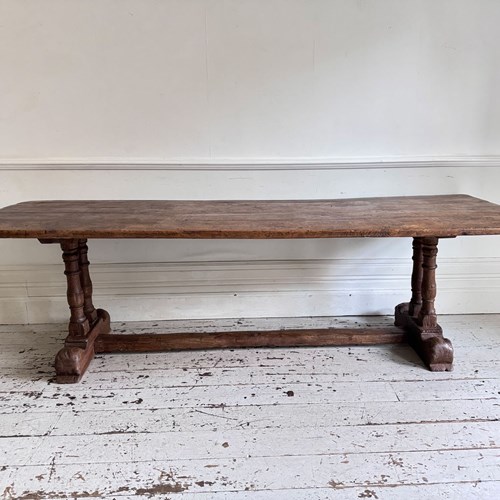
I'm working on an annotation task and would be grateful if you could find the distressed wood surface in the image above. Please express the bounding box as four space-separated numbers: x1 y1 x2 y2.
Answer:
0 315 499 498
0 316 499 390
77 483 500 499
1 450 499 498
94 327 407 353
1 398 499 439
2 195 500 238
2 377 498 415
1 420 498 467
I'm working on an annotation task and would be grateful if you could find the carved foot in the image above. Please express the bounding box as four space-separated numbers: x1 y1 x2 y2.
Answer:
394 302 453 371
55 345 95 384
414 336 454 372
55 308 111 383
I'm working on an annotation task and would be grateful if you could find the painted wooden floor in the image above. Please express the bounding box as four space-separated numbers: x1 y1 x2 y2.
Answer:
0 315 499 499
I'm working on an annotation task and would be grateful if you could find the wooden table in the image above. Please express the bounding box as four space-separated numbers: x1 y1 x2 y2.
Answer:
1 194 500 383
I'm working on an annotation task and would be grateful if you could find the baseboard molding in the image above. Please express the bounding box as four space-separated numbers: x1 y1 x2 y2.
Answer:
1 155 500 171
1 258 499 324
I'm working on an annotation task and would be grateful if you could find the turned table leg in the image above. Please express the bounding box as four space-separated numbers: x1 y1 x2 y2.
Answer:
79 239 98 325
51 239 111 383
409 237 423 317
395 237 424 325
395 237 453 371
418 237 439 331
62 240 90 337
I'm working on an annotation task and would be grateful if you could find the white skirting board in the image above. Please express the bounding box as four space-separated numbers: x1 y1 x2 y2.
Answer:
0 257 499 324
1 160 500 324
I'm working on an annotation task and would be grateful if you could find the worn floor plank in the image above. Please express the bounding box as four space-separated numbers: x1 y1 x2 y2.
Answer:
2 343 500 392
1 450 499 497
89 482 500 500
0 314 499 499
1 421 499 468
1 399 499 439
31 483 500 500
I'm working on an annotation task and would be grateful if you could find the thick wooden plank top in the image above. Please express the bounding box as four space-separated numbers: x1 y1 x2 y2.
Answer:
1 195 500 239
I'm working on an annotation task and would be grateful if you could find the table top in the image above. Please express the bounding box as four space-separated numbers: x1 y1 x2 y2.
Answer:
1 195 500 239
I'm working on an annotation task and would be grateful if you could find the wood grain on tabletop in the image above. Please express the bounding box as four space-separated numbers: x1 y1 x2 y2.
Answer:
1 194 500 238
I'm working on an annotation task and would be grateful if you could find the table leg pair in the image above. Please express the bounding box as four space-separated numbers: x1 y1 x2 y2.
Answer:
46 239 111 383
41 237 453 383
394 237 453 371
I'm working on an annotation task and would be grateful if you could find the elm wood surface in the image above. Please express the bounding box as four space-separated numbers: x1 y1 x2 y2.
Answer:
2 195 500 382
94 328 407 354
2 194 500 239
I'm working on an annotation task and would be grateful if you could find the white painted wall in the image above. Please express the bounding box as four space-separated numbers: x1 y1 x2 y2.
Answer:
1 0 499 323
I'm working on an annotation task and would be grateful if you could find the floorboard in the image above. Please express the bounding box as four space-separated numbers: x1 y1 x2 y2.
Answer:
0 314 499 499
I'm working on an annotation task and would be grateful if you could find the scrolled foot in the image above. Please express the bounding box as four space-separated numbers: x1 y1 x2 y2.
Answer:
419 336 454 371
54 345 95 383
406 329 453 372
394 302 453 371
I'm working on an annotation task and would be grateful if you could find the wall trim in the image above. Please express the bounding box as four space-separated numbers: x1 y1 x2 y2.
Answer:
1 257 499 324
1 156 500 171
